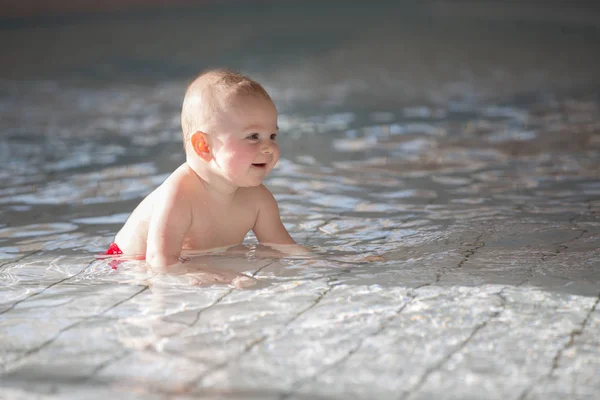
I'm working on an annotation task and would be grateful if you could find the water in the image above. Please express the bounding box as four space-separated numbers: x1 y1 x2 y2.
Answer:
1 3 600 399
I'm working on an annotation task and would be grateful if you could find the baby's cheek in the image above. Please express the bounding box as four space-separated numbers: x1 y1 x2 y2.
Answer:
272 148 281 164
225 162 240 178
225 156 246 177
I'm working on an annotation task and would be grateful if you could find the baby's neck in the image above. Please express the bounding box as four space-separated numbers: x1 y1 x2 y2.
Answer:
184 161 239 204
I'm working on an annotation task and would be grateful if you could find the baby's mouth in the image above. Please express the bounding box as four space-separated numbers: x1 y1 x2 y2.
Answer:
252 163 267 168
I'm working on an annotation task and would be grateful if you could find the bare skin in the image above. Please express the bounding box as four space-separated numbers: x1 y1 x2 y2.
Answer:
113 71 303 276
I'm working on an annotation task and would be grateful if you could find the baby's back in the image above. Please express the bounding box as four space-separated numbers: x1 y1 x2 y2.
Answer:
114 188 157 256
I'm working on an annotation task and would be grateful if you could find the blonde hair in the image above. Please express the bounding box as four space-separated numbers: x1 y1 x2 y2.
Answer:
181 69 272 147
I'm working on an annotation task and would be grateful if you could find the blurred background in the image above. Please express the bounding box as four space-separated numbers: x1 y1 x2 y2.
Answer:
2 0 599 98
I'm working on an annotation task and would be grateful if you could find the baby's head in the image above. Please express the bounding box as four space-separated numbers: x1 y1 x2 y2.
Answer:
181 69 280 187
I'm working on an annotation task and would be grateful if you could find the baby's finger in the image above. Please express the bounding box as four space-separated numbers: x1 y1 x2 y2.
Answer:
232 274 257 289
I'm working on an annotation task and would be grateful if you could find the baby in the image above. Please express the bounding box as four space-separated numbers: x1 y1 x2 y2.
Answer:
108 69 299 269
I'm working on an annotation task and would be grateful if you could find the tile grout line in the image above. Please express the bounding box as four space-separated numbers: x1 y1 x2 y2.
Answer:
103 260 279 380
180 278 338 394
518 221 589 288
158 260 276 328
0 285 149 373
93 261 287 394
82 262 281 383
402 287 508 400
280 289 419 400
550 291 600 372
0 258 93 316
435 231 486 284
182 260 278 328
0 250 42 271
517 290 600 400
81 350 133 382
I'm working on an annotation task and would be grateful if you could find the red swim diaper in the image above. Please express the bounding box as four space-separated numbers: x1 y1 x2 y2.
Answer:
105 242 123 255
103 242 144 269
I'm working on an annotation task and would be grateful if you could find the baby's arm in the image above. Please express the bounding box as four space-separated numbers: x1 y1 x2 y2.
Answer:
253 185 294 245
253 186 309 255
146 184 192 268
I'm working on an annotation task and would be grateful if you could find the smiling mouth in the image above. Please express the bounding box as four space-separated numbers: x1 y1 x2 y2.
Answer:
252 163 267 168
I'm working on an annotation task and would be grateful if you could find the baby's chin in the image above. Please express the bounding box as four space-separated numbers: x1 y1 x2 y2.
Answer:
238 179 265 188
227 176 265 188
224 167 273 187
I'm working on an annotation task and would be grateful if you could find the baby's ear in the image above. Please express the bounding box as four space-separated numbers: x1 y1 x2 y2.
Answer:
190 131 212 162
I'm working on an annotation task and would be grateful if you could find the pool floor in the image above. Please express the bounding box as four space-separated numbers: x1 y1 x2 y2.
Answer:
1 227 600 400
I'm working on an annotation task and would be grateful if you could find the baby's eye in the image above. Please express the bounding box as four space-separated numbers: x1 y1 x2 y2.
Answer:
247 133 259 140
270 133 277 140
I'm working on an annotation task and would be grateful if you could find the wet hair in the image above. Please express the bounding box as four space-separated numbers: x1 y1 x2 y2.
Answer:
181 69 273 148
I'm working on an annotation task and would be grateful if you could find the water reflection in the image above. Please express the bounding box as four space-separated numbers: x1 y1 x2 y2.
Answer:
1 100 598 289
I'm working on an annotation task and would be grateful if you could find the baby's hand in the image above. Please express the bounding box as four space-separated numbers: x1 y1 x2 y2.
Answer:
149 259 257 288
231 274 258 289
187 267 256 288
260 243 313 257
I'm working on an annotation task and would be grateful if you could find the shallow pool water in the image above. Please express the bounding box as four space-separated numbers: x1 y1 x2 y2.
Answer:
1 4 600 399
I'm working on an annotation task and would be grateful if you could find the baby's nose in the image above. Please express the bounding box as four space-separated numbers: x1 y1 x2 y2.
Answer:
261 141 274 154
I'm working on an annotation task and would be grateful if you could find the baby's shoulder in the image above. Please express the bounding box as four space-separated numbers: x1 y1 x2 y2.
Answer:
237 184 277 206
156 164 200 200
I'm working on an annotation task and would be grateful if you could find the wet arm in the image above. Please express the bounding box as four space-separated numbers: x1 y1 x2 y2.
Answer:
146 188 192 268
252 186 309 255
253 186 294 244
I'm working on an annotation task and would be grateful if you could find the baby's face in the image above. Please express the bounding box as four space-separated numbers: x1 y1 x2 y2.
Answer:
209 96 280 187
